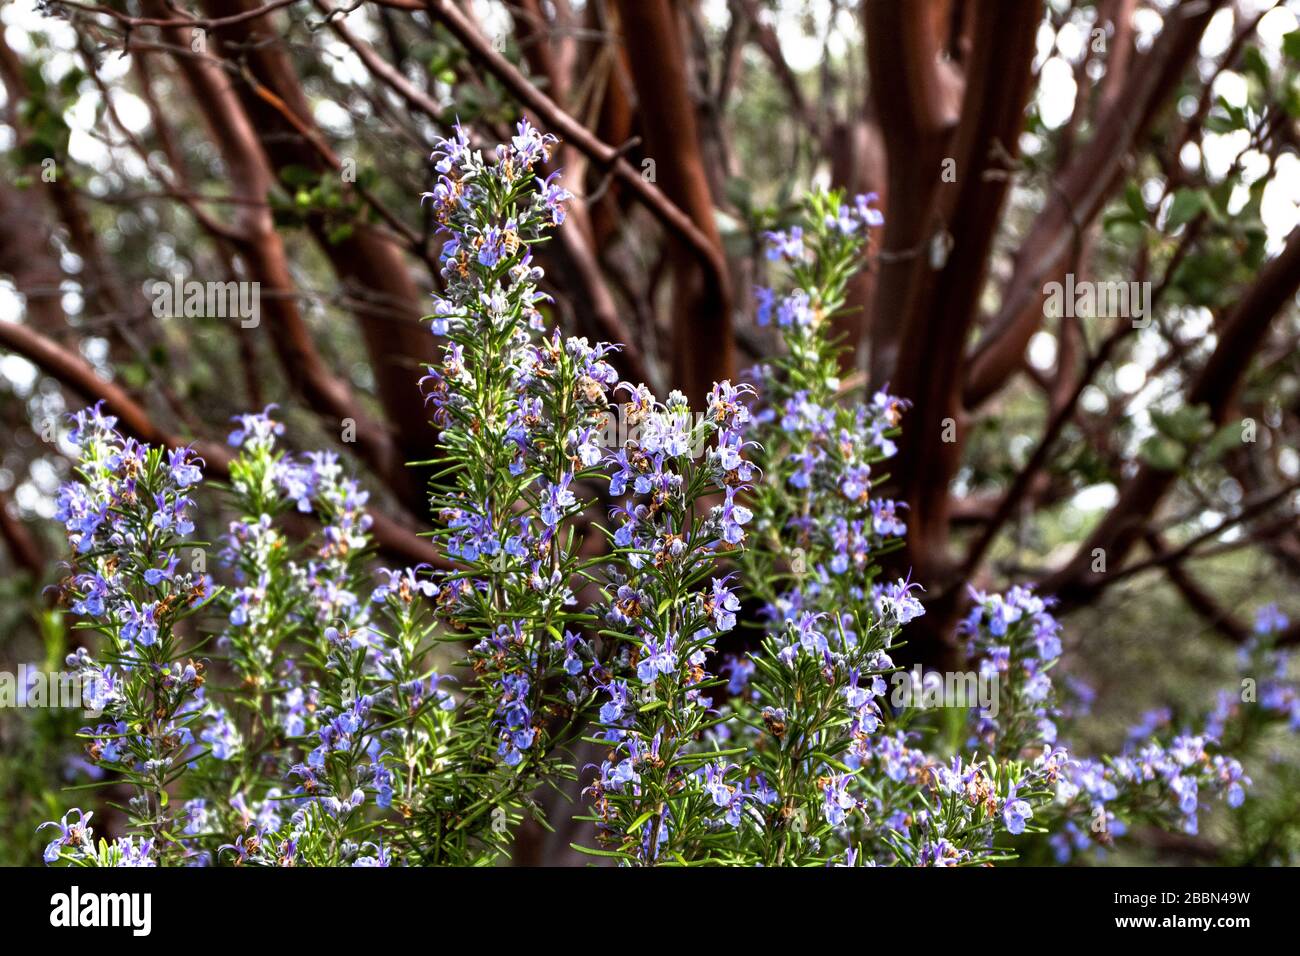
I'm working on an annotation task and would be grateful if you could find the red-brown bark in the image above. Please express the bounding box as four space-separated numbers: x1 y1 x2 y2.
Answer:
614 0 734 403
962 0 1225 409
137 0 417 507
197 0 435 509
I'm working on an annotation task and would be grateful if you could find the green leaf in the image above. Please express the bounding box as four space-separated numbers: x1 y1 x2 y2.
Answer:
626 809 657 833
1166 188 1205 231
280 164 319 187
1242 45 1269 86
1138 434 1184 471
1201 422 1243 463
326 223 354 245
569 842 634 859
1150 404 1211 443
1124 181 1147 221
1282 30 1300 62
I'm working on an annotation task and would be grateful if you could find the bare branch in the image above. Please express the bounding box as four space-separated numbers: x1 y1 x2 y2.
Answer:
423 0 730 301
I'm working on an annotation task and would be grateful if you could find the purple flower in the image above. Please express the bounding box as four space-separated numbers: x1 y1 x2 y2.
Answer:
201 707 242 760
794 610 829 656
54 484 107 553
754 286 775 325
637 635 678 682
430 121 472 175
703 763 745 826
870 498 907 537
113 837 157 867
840 463 871 502
716 489 752 545
509 118 556 168
228 405 284 450
764 225 804 260
121 601 160 647
371 565 438 604
822 773 855 825
70 573 110 617
67 401 118 446
540 472 577 527
722 655 755 695
38 808 93 864
143 554 179 587
492 673 536 767
776 289 813 328
1255 603 1289 635
561 631 586 676
353 842 392 867
1003 786 1033 835
167 447 204 488
875 576 926 625
706 576 741 632
854 192 884 227
599 679 632 724
537 170 571 226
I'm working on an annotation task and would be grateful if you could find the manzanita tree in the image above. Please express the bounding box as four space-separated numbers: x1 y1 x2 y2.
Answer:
38 126 1298 867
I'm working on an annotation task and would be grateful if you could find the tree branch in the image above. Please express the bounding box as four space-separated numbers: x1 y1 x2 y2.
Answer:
424 0 729 308
1044 225 1300 606
0 318 445 568
613 0 733 402
962 0 1225 409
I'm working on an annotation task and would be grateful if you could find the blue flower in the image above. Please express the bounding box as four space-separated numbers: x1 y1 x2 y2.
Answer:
561 631 586 676
67 401 118 446
722 655 755 695
113 837 156 867
430 120 472 175
776 289 813 328
764 225 804 260
754 286 775 325
509 118 556 168
716 489 752 545
167 447 204 488
121 601 160 647
37 808 93 864
704 576 741 633
1254 603 1289 634
143 554 179 587
854 192 884 227
228 405 284 450
702 763 745 826
540 472 576 527
352 842 391 867
537 170 571 226
201 706 242 760
599 680 632 724
371 565 438 604
821 773 855 826
70 572 110 617
1003 786 1032 835
794 611 828 656
54 483 107 553
637 635 678 682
